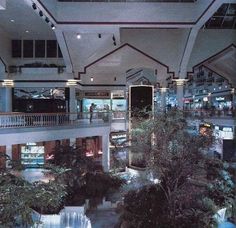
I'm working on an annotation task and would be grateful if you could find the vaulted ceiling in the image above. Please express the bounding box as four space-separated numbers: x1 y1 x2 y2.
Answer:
0 0 235 87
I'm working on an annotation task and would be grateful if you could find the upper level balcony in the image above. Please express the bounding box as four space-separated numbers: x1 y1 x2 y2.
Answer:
0 109 234 130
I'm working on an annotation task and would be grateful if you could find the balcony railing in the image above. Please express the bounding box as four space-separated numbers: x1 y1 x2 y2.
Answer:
0 112 114 129
0 110 234 129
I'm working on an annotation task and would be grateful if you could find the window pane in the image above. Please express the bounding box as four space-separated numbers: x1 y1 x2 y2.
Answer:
35 40 45 58
47 40 57 58
12 40 22 58
23 40 34 58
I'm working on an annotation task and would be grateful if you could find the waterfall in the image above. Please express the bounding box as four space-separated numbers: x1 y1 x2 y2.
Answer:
60 211 92 228
35 211 92 228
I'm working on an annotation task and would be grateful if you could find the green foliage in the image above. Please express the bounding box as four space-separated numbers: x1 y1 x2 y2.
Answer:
32 180 67 214
81 172 125 198
52 145 124 206
0 173 34 227
0 171 67 227
205 158 235 217
120 111 235 228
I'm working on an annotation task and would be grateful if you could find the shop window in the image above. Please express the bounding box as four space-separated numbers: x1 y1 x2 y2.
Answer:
23 40 34 58
12 40 22 58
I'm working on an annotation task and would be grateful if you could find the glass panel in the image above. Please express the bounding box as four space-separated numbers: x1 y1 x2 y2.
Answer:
12 40 22 58
23 40 34 58
46 40 57 58
35 40 45 58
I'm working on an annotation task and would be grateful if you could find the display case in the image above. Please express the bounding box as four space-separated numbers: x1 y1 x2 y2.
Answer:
21 144 45 167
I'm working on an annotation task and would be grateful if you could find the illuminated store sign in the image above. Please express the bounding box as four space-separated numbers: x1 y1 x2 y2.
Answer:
216 97 225 101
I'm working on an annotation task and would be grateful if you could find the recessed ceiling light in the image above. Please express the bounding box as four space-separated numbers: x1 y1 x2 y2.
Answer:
76 34 81 39
25 30 29 33
10 19 15 22
51 24 55 30
39 10 43 17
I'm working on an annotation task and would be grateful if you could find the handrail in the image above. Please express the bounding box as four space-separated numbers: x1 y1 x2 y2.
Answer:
0 112 113 129
0 110 234 129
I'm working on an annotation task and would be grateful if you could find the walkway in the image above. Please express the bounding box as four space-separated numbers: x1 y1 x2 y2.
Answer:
87 209 120 228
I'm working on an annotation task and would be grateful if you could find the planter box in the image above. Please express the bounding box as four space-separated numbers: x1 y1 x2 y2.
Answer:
20 67 60 75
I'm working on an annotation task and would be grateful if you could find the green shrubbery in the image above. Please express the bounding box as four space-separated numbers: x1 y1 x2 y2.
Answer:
119 111 235 228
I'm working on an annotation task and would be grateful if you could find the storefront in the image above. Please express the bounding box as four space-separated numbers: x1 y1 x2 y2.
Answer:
110 131 128 170
111 90 126 119
13 87 69 113
212 94 233 110
21 143 45 167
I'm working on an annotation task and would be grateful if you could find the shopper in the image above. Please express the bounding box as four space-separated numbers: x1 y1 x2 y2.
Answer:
89 103 95 123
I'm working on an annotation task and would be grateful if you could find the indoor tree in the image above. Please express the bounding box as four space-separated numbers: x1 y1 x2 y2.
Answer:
0 154 67 228
120 110 235 228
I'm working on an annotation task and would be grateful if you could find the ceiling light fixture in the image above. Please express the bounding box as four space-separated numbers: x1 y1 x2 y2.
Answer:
10 19 15 22
45 17 49 23
25 30 29 33
51 24 55 30
39 10 43 17
2 79 14 87
76 33 81 39
90 77 94 82
32 3 37 10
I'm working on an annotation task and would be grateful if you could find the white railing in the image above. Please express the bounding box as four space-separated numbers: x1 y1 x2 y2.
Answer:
0 112 114 129
0 110 234 129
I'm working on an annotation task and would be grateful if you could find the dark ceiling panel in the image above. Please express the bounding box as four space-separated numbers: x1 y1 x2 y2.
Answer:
204 4 236 29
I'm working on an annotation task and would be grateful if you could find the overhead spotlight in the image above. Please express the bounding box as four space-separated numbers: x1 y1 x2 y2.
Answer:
76 33 81 39
51 24 55 30
39 10 43 17
45 17 49 23
113 41 116 46
32 3 37 10
98 33 101 38
112 35 115 42
90 77 94 82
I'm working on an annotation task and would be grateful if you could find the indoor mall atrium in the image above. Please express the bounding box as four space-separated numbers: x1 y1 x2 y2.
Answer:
0 0 235 227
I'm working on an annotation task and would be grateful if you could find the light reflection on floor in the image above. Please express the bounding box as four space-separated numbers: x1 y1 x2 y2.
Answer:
12 168 54 183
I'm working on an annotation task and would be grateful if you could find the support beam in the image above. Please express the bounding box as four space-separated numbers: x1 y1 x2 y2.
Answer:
160 87 167 111
178 0 225 79
0 0 6 10
102 134 110 172
55 30 73 74
6 145 12 168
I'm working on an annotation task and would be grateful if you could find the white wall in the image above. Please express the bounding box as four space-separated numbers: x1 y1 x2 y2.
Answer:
121 28 190 74
188 30 236 70
0 125 110 146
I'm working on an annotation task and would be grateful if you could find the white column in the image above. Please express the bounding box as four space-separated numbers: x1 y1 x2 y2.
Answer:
69 86 76 113
174 79 186 110
5 87 12 112
232 88 236 107
70 138 76 148
102 134 110 172
6 145 12 168
69 86 77 121
160 88 167 111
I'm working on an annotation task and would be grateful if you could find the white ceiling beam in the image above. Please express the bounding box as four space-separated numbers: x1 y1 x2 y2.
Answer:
178 0 228 79
55 30 73 74
0 0 6 10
